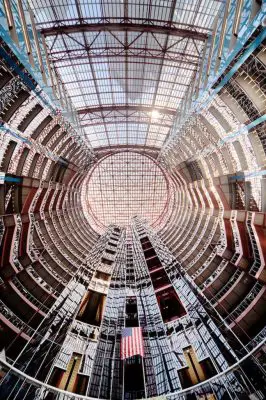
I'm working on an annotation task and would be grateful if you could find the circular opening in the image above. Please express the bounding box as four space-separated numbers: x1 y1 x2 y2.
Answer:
82 151 170 233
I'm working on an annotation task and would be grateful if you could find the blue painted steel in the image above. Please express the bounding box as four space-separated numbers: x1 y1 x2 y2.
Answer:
0 45 55 114
0 125 31 144
5 176 23 183
209 28 266 101
220 115 266 145
187 114 266 162
195 27 266 115
222 0 236 61
0 2 83 138
209 3 225 77
200 3 266 99
229 170 266 181
166 5 266 149
0 125 63 163
0 2 53 102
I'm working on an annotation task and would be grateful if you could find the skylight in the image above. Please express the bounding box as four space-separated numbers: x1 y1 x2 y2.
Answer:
81 151 170 232
30 0 221 149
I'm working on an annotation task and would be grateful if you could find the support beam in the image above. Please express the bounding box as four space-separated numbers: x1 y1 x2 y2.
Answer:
41 22 208 41
81 120 173 128
93 144 160 154
51 49 199 66
77 105 177 116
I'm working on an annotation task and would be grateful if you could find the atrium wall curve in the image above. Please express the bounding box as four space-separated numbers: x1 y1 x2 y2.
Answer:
0 1 266 400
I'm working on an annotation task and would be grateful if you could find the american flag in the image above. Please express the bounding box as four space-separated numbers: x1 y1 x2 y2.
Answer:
121 327 144 360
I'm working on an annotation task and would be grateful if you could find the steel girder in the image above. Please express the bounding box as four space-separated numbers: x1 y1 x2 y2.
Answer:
41 22 208 41
77 105 177 116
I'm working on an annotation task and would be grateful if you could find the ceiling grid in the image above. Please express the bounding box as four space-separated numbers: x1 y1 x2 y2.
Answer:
30 0 221 149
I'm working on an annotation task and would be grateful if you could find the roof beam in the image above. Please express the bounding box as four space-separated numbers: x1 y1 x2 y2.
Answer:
77 105 177 116
53 58 197 72
93 144 160 153
81 119 173 128
51 51 199 66
41 22 208 41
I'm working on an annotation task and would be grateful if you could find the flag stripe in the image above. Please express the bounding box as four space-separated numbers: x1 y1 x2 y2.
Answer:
121 327 144 359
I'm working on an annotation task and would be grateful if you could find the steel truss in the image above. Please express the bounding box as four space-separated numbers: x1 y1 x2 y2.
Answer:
31 0 218 149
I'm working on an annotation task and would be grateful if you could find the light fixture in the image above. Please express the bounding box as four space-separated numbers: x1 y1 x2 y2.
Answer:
151 110 160 119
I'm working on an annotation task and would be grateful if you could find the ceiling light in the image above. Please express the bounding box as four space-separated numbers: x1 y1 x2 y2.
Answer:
151 110 160 119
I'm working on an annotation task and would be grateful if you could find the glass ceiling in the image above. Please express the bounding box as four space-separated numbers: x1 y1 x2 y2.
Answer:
81 151 170 232
30 0 222 150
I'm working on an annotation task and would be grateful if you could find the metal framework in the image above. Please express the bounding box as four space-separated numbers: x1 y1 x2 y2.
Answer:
78 106 176 136
40 22 208 40
1 3 266 398
81 151 171 232
77 105 177 116
30 0 222 148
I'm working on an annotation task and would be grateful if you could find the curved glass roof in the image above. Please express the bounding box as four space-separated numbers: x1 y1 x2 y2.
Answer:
30 0 221 150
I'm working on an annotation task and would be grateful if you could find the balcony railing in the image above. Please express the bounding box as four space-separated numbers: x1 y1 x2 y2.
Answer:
224 281 264 324
11 276 49 314
246 212 263 276
0 299 34 337
210 269 242 305
0 335 266 399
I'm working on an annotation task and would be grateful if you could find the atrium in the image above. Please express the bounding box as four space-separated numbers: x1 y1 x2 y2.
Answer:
0 0 266 399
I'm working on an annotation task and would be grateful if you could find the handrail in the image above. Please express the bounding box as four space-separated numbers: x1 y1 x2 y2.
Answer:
1 336 266 399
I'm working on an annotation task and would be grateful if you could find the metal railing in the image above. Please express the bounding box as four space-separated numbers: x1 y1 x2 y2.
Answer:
11 276 49 314
210 269 242 305
0 336 266 399
0 299 34 338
